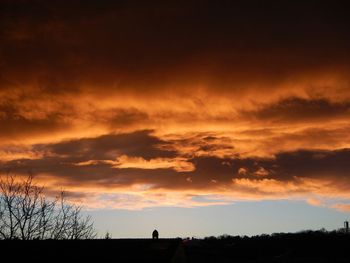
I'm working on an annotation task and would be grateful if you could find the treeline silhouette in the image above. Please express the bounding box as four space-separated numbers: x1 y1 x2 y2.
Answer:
185 230 350 262
1 231 349 262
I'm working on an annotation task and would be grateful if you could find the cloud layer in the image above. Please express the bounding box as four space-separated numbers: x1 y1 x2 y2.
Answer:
1 0 350 210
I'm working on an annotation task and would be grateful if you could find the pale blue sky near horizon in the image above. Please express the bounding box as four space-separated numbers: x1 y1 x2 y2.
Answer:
86 200 349 239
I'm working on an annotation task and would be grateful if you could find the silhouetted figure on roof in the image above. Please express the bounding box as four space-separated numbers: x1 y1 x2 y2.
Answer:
152 229 159 239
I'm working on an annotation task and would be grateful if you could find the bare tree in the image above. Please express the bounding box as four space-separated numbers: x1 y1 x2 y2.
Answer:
0 173 96 240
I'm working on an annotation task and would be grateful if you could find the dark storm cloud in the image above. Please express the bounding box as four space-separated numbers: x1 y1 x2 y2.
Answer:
177 148 350 190
0 101 68 138
35 130 176 160
2 129 350 190
267 148 350 180
1 0 350 93
240 97 350 123
4 147 350 190
1 130 181 186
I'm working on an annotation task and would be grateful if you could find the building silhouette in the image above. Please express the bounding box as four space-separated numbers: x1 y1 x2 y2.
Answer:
152 229 159 239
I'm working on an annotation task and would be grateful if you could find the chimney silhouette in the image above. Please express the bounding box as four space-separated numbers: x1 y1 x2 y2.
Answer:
345 221 349 233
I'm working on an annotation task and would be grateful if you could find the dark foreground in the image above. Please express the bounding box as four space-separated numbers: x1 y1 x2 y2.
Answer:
1 232 350 262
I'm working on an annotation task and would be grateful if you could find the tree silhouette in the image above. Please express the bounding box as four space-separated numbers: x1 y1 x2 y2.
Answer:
0 173 96 240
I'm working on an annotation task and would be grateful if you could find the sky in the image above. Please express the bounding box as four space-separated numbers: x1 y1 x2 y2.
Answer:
1 0 350 237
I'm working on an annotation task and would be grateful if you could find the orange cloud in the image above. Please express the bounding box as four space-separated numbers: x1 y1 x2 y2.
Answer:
331 204 350 212
306 198 324 207
1 1 350 210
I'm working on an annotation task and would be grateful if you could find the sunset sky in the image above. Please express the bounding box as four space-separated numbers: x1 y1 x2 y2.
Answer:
1 0 350 237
